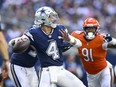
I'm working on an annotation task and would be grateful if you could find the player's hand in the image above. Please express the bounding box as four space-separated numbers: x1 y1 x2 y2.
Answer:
1 70 8 80
104 34 112 42
9 37 29 47
59 29 70 41
1 61 9 80
11 36 30 53
0 70 8 85
15 37 29 44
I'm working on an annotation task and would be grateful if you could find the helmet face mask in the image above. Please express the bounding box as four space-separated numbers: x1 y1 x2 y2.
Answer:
83 18 100 40
48 13 59 24
34 6 59 28
84 27 98 40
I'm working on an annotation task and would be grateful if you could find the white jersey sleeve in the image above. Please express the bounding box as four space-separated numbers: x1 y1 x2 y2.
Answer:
68 34 82 48
102 38 116 50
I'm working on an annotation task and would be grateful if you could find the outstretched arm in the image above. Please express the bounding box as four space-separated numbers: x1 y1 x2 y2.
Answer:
107 38 116 48
103 34 116 48
59 29 82 47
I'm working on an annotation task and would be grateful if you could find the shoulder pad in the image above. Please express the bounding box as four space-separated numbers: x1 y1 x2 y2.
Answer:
30 25 38 30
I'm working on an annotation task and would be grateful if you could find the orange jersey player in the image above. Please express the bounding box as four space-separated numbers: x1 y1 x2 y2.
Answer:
72 31 107 74
71 18 116 87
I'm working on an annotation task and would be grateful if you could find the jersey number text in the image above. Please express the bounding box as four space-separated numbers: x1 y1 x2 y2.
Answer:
46 41 60 60
82 48 94 62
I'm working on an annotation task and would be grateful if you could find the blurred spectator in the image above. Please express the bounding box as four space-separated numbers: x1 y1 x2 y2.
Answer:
0 0 116 35
7 25 22 39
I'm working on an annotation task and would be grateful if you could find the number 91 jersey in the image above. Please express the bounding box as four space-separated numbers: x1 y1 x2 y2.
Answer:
25 25 67 67
71 31 107 74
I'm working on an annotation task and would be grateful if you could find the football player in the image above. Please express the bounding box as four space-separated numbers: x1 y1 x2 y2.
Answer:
8 29 72 87
10 6 86 87
9 38 39 87
71 17 116 87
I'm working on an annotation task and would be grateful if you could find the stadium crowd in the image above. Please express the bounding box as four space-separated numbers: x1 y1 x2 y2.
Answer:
0 0 116 87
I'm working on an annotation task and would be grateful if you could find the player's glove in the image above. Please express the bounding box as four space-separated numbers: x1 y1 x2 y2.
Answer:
105 34 112 42
0 71 8 83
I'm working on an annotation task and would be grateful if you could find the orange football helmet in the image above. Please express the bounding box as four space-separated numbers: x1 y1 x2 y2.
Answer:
83 18 100 40
83 18 100 28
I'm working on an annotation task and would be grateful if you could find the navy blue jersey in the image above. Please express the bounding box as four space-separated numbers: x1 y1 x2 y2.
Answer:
25 24 67 67
10 46 38 67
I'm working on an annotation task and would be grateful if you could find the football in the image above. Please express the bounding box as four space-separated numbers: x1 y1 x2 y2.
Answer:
12 38 30 53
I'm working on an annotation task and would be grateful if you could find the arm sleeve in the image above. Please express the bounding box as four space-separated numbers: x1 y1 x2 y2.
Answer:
102 38 116 49
24 25 38 45
102 42 108 50
70 31 82 47
109 38 116 45
24 30 35 45
61 25 82 48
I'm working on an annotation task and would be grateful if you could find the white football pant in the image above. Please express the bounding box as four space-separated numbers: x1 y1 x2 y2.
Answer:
39 66 86 87
8 63 39 87
87 61 114 87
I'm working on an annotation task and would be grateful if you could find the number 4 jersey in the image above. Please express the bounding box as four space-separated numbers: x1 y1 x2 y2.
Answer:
71 31 107 74
24 24 67 67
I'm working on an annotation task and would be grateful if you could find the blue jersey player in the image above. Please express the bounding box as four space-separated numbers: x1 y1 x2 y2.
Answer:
10 6 86 87
8 39 39 87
